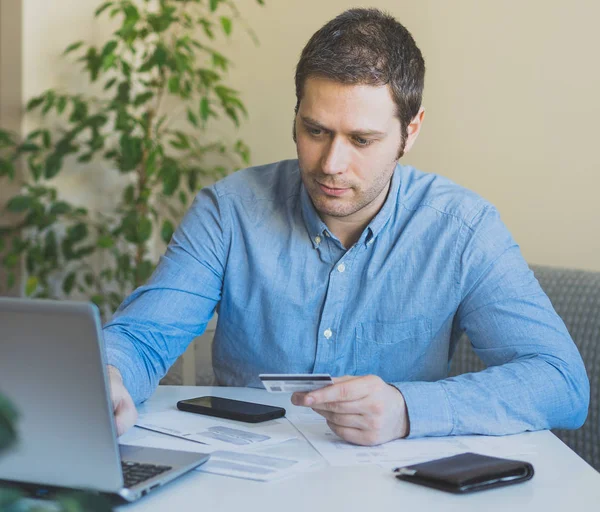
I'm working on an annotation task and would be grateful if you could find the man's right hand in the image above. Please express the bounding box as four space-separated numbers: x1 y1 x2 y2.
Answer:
107 365 138 436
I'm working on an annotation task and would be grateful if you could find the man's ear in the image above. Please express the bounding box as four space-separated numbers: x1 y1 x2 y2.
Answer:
403 107 425 154
292 116 297 143
292 101 301 143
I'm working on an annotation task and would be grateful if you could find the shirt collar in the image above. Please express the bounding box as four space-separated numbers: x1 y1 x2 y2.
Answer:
300 184 331 249
364 163 402 244
300 163 402 248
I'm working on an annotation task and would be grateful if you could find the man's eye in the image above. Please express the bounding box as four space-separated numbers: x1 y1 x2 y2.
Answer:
354 137 372 147
308 127 323 136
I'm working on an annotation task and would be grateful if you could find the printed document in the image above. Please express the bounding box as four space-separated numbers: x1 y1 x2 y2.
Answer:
286 408 537 468
122 427 316 481
135 408 297 451
197 449 316 481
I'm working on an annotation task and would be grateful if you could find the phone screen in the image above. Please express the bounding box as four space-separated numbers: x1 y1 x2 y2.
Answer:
182 396 283 416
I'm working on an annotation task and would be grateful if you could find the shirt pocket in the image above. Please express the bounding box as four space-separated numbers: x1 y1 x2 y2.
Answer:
354 317 432 382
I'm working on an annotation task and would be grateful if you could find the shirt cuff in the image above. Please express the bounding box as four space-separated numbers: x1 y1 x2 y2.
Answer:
103 330 143 405
391 381 455 438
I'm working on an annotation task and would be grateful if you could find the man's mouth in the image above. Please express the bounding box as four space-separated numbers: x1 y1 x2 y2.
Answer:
317 182 351 197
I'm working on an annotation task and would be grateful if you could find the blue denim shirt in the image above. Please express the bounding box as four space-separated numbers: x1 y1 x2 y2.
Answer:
104 159 589 437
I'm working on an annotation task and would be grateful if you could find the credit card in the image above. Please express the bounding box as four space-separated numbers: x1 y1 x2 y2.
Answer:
259 373 334 393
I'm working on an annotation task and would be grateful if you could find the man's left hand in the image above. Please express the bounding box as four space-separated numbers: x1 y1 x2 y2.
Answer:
291 375 409 446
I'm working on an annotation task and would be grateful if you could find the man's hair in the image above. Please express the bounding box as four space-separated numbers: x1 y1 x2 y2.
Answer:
294 8 425 146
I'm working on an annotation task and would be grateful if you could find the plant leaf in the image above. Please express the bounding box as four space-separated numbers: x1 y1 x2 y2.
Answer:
44 153 63 179
6 196 31 212
26 96 45 111
186 108 198 127
25 276 38 296
103 77 117 90
95 1 114 17
41 90 56 114
119 134 143 172
62 272 76 294
161 220 174 244
133 91 154 106
169 131 190 150
101 40 118 59
209 0 223 12
220 17 232 36
97 234 114 248
200 97 210 122
44 230 58 261
49 201 71 215
167 75 180 94
160 161 180 196
0 159 15 179
137 217 152 243
67 223 88 243
63 41 84 55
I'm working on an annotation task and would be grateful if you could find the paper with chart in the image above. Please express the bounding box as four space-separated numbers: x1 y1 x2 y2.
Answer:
135 407 298 451
286 408 537 468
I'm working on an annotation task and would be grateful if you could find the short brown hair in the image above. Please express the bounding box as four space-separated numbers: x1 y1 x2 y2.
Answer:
295 8 425 144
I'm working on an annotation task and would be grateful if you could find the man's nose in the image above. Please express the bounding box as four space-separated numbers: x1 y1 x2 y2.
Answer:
321 137 350 175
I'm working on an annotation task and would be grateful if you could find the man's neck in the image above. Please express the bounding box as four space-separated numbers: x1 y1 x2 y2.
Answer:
322 184 391 249
325 216 371 249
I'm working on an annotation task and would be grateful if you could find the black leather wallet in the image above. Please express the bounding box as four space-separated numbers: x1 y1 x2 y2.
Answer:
394 452 534 494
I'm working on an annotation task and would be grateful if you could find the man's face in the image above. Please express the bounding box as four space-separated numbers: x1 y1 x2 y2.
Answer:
295 77 403 225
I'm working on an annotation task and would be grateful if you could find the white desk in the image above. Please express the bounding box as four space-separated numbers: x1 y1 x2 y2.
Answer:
118 386 600 512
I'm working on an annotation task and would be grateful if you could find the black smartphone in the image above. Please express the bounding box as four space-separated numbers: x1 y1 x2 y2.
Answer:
176 396 286 423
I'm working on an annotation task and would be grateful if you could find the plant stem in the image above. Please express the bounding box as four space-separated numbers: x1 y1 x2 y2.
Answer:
134 107 154 287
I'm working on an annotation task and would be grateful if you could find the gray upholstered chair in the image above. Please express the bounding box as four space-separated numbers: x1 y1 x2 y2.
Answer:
450 264 600 471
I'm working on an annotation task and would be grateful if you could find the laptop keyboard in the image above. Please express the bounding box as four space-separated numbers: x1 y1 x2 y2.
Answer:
121 460 173 488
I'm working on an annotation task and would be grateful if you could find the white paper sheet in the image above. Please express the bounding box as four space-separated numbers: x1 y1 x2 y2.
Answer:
121 427 317 481
286 408 537 468
135 407 298 451
196 449 316 481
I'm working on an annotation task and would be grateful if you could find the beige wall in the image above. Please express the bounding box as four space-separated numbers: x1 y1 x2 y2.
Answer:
21 0 122 214
0 0 23 295
12 0 600 272
225 0 600 271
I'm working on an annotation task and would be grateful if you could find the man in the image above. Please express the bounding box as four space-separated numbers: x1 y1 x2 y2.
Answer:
105 8 589 446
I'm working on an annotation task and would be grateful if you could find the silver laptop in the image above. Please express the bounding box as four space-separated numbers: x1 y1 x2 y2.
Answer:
0 297 209 502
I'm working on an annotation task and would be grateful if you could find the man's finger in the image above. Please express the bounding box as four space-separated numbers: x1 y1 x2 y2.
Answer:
114 398 137 436
309 397 367 414
326 421 378 446
304 376 370 405
315 410 369 430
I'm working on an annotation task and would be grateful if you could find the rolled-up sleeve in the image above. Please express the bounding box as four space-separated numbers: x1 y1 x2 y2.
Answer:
104 186 228 404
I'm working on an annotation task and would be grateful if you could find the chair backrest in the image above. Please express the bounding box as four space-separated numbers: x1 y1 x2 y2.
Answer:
450 264 600 471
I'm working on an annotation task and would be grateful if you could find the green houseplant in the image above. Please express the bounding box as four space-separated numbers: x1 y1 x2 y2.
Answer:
1 1 263 505
0 0 263 320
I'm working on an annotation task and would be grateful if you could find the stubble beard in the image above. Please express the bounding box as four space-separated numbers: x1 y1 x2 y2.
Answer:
300 161 396 219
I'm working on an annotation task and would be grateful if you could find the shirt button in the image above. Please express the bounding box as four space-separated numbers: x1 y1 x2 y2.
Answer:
314 235 322 244
323 328 332 339
337 263 346 273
